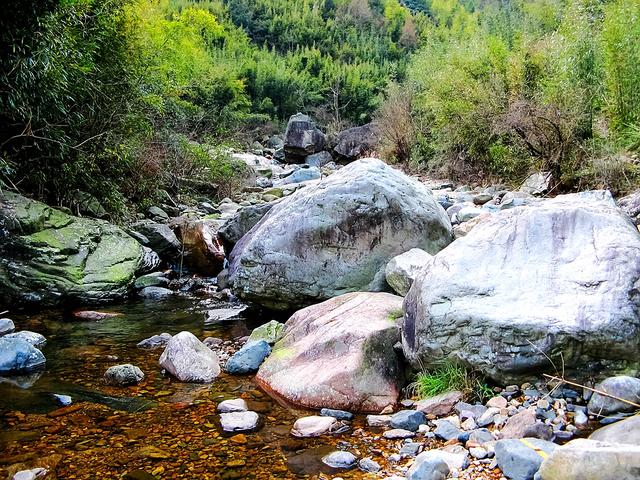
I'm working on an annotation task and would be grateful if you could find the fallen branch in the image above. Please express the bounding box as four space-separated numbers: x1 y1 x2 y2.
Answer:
0 310 8 316
543 374 640 410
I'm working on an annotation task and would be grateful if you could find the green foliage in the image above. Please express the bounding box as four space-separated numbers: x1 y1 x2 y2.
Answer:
2 0 417 212
408 361 493 403
382 0 640 192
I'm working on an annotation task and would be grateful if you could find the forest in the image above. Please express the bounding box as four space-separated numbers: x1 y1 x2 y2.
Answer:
1 0 639 216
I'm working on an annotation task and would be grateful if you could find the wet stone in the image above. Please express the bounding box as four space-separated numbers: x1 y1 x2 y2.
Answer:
359 457 381 473
320 408 354 421
219 411 259 433
104 364 144 386
217 398 248 413
322 450 357 469
291 416 337 437
0 318 15 336
137 333 172 349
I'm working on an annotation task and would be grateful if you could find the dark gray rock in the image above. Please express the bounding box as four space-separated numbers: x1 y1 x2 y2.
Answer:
218 202 275 252
104 364 144 386
333 123 379 162
320 408 354 421
137 333 172 349
139 286 173 299
129 220 181 259
390 410 427 432
0 337 46 374
225 340 271 374
284 113 326 162
495 438 556 480
588 376 640 416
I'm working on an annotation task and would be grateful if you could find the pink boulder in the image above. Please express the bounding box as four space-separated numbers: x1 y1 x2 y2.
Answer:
255 292 404 413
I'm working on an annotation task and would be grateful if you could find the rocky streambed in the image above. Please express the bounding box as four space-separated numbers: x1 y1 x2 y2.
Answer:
3 115 640 479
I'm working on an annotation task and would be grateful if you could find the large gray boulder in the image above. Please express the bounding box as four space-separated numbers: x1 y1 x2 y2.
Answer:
283 113 326 162
538 439 640 480
255 292 405 413
0 192 144 306
590 415 640 445
402 192 640 383
333 123 380 162
229 159 452 310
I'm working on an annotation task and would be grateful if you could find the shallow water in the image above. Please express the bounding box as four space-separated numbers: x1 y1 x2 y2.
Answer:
0 295 407 479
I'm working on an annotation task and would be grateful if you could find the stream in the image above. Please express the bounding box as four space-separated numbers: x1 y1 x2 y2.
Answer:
0 294 401 479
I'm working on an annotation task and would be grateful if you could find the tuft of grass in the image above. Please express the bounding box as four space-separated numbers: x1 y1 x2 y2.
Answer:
387 308 404 321
407 360 494 403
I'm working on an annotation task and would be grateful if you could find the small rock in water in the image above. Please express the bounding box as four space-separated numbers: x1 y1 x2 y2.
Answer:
104 364 144 386
72 310 122 320
159 331 221 383
217 398 248 413
0 318 15 336
367 414 392 427
383 428 415 439
225 340 271 374
219 411 259 433
139 286 173 299
322 451 357 469
4 331 46 349
137 333 172 349
0 337 46 374
359 457 381 473
12 468 47 480
573 409 589 427
291 416 337 437
320 408 354 421
390 410 426 432
53 394 72 406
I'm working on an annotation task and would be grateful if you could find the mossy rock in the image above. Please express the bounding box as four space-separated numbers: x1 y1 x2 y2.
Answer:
0 191 144 306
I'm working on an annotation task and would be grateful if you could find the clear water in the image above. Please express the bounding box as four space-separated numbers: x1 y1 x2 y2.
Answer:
0 295 390 479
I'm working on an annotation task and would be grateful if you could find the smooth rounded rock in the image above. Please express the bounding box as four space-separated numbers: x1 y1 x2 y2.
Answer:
587 376 640 416
159 331 221 383
219 411 259 433
0 337 46 374
0 318 15 336
4 331 46 349
104 364 144 386
403 192 640 384
322 451 357 469
225 340 271 375
217 398 248 413
291 416 337 437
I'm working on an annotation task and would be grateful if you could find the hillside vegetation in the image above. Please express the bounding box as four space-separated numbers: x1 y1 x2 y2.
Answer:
1 0 638 216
